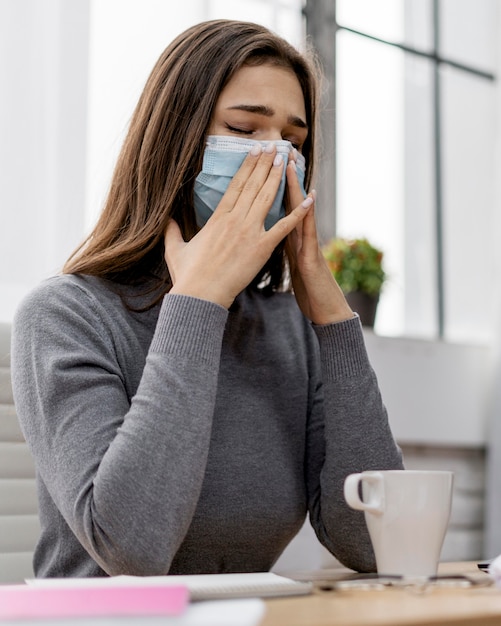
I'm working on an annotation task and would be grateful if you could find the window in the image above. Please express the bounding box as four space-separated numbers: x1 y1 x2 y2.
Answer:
332 0 497 341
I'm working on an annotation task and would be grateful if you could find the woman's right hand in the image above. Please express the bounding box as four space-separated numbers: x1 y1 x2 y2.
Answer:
164 144 312 309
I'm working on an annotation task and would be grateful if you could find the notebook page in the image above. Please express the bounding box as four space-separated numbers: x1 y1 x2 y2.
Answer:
27 571 313 600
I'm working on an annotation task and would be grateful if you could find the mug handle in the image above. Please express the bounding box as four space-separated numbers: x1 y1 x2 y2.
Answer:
344 472 385 514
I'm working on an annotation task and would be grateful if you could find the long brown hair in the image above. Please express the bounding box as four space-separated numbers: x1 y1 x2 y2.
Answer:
64 19 320 301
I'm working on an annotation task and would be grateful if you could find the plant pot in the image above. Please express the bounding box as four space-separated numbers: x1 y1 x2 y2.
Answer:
345 291 380 328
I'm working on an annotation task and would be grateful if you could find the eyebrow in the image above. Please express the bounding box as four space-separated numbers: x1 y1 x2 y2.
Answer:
226 104 308 129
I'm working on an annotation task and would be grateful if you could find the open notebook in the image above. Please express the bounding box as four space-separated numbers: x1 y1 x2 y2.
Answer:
27 572 313 601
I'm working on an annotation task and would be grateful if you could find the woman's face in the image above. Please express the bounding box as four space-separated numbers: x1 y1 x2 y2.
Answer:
208 63 308 152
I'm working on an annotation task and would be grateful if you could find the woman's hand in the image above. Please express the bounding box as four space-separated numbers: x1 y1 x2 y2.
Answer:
164 145 312 309
285 159 354 325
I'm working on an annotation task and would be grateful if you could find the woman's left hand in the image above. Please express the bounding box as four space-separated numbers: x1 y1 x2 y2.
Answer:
285 159 354 325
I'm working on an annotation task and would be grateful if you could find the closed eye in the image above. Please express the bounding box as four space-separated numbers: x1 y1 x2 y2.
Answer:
225 124 302 149
225 124 254 135
283 137 301 150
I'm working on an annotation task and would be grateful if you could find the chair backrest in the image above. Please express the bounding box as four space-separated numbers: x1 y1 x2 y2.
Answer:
0 322 39 583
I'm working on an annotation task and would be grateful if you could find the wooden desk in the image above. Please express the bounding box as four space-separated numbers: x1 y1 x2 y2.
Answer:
261 562 500 626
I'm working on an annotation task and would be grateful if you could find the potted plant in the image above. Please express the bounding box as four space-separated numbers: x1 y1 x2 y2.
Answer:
321 237 386 327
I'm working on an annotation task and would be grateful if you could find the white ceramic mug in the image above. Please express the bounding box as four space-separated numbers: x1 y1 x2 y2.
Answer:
344 470 454 577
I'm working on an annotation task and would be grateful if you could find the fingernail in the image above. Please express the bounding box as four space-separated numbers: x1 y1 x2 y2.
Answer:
264 142 276 154
293 148 299 160
273 154 283 167
311 189 317 200
250 144 262 157
289 160 297 171
301 197 314 209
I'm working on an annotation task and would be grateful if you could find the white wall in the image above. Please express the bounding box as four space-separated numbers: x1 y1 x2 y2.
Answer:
0 0 89 322
85 0 207 231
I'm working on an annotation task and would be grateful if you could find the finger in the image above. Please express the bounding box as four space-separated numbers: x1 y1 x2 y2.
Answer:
286 159 306 213
164 218 184 246
211 143 262 217
232 143 283 218
163 219 185 276
301 189 318 242
244 152 285 223
285 220 300 274
285 188 311 268
216 143 281 217
267 194 314 244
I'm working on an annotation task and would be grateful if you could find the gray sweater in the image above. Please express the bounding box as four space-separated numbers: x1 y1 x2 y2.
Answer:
11 274 403 578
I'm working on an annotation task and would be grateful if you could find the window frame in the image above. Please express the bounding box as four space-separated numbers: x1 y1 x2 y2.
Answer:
304 0 496 338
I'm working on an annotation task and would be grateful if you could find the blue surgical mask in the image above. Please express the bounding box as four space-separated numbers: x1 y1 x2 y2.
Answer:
194 135 306 230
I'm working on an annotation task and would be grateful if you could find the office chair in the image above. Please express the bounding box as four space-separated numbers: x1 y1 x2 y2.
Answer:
0 322 39 583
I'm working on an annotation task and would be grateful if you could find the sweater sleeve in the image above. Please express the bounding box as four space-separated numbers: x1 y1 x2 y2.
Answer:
11 279 228 576
306 315 404 572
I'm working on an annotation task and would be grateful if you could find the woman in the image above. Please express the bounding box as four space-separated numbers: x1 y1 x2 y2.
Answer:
11 19 403 578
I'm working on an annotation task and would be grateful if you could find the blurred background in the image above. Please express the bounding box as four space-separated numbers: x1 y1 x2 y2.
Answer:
2 0 501 568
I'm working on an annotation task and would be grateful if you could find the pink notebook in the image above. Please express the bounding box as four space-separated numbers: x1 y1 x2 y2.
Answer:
0 584 188 620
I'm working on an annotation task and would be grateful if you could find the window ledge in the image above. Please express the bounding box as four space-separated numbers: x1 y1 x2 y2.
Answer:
363 331 491 446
